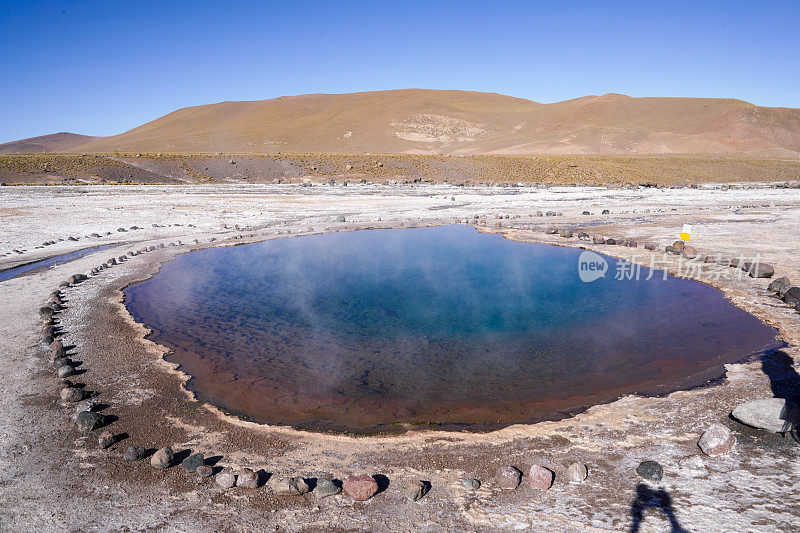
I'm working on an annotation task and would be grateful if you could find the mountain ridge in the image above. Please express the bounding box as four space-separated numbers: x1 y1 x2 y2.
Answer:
2 89 799 157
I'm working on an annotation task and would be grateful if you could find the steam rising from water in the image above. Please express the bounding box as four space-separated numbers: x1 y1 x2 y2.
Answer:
124 225 779 433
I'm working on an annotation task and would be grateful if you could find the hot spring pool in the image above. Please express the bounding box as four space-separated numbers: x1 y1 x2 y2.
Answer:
124 225 779 433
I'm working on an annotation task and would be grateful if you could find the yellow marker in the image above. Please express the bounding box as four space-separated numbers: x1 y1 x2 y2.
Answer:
680 224 692 242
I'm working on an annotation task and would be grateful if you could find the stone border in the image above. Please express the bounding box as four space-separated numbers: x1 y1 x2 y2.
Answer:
34 220 800 506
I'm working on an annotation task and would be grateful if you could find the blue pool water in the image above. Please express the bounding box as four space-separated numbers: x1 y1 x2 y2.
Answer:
0 244 117 283
124 225 779 433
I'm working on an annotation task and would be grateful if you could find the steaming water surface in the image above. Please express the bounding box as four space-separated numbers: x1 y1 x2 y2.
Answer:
124 225 779 433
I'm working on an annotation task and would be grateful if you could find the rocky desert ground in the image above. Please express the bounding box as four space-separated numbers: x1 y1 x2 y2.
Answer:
1 180 799 532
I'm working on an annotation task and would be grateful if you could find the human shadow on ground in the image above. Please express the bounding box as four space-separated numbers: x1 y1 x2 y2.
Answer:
760 350 800 440
761 350 800 402
629 484 689 533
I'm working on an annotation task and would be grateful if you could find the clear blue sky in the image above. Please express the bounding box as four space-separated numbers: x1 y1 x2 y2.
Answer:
1 0 799 143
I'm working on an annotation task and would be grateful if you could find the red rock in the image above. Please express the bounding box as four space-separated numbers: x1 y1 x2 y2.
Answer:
343 474 379 501
698 423 735 456
528 465 554 490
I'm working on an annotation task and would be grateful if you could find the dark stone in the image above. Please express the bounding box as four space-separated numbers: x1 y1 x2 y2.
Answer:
545 226 558 234
644 243 656 251
672 241 685 254
768 277 791 296
559 229 573 238
182 453 206 472
601 209 610 214
747 263 775 278
783 287 800 307
123 446 146 460
636 461 663 483
606 238 616 245
76 411 105 431
68 273 87 284
592 236 606 244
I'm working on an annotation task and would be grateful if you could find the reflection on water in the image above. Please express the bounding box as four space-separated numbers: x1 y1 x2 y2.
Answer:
124 225 779 433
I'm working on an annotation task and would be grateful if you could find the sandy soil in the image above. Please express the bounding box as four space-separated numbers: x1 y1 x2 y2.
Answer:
0 182 799 532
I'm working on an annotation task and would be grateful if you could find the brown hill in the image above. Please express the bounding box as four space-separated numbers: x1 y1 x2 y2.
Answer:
0 132 98 154
7 90 800 157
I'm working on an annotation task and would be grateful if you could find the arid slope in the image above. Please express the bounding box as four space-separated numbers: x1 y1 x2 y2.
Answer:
0 132 98 154
4 90 800 157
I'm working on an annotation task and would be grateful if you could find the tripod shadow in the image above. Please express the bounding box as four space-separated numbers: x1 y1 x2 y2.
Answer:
630 484 689 533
